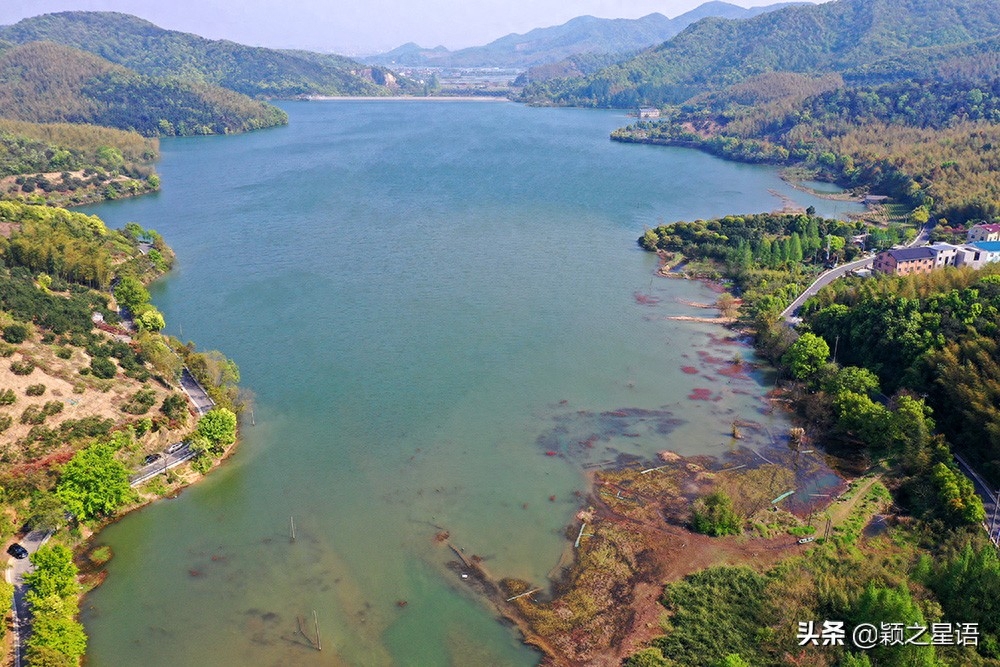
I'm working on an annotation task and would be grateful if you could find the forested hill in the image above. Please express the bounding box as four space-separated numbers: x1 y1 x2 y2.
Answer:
0 42 288 137
0 118 161 206
0 11 412 98
523 0 1000 107
364 1 802 69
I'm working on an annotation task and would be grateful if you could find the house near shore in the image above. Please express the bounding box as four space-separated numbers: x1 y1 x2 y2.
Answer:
967 223 1000 243
873 247 936 275
637 106 661 119
874 241 1000 275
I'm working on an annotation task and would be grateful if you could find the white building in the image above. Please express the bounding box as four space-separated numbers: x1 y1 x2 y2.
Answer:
927 242 960 268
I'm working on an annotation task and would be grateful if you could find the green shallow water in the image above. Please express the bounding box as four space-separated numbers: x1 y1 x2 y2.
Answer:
79 101 853 666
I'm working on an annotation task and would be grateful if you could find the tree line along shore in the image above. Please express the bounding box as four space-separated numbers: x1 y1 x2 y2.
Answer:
0 200 243 666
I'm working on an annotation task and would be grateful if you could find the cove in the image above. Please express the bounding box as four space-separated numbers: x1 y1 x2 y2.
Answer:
78 101 852 666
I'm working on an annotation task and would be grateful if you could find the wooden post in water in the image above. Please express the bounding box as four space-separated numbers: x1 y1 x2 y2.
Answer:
290 516 296 543
251 409 255 426
313 610 322 651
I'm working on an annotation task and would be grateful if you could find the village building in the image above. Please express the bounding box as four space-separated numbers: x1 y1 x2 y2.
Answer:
637 106 661 119
873 247 936 275
972 241 1000 264
967 223 1000 243
928 242 960 268
955 245 988 270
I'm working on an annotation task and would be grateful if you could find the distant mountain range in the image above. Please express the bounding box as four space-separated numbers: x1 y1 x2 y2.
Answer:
0 11 413 99
522 0 1000 107
363 1 806 69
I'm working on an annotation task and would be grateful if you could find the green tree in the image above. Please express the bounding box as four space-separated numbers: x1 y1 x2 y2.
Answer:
850 584 936 666
25 493 66 532
931 462 986 525
27 612 87 661
691 490 741 536
56 443 137 521
927 543 1000 651
88 356 117 379
788 233 803 263
112 276 149 313
25 645 78 667
0 580 12 639
136 307 165 332
2 322 31 343
95 145 124 171
782 333 830 380
24 545 77 599
834 391 891 449
195 407 238 451
825 366 880 396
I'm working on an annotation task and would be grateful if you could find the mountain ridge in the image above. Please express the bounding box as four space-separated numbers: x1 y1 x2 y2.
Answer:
521 0 1000 107
363 2 806 69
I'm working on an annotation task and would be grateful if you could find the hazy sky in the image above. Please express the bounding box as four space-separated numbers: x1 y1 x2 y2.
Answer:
0 0 824 55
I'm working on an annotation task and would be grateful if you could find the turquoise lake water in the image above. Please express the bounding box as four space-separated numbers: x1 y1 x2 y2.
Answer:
78 101 858 666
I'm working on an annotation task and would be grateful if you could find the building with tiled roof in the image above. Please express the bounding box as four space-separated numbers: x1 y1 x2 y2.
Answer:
873 247 936 275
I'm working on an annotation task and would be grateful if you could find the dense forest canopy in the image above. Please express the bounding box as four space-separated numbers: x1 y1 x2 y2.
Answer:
521 0 1000 107
0 11 413 98
0 42 288 137
0 119 160 207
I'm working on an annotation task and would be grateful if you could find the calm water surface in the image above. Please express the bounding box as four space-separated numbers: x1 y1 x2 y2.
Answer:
80 101 849 666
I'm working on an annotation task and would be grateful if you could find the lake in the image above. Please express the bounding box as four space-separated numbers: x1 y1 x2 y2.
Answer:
79 101 853 666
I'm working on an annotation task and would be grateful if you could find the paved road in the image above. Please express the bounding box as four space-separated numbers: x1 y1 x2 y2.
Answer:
953 452 1000 545
780 223 933 323
129 442 195 486
7 529 52 667
180 367 215 416
781 256 875 322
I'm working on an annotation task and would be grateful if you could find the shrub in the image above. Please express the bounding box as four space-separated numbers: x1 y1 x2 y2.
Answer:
191 454 213 474
121 388 156 415
20 406 45 425
160 393 188 421
691 491 742 537
2 323 30 344
0 414 12 432
26 384 46 397
54 347 73 360
88 357 116 379
0 389 16 405
42 401 63 416
134 417 153 436
10 359 35 375
0 343 15 357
